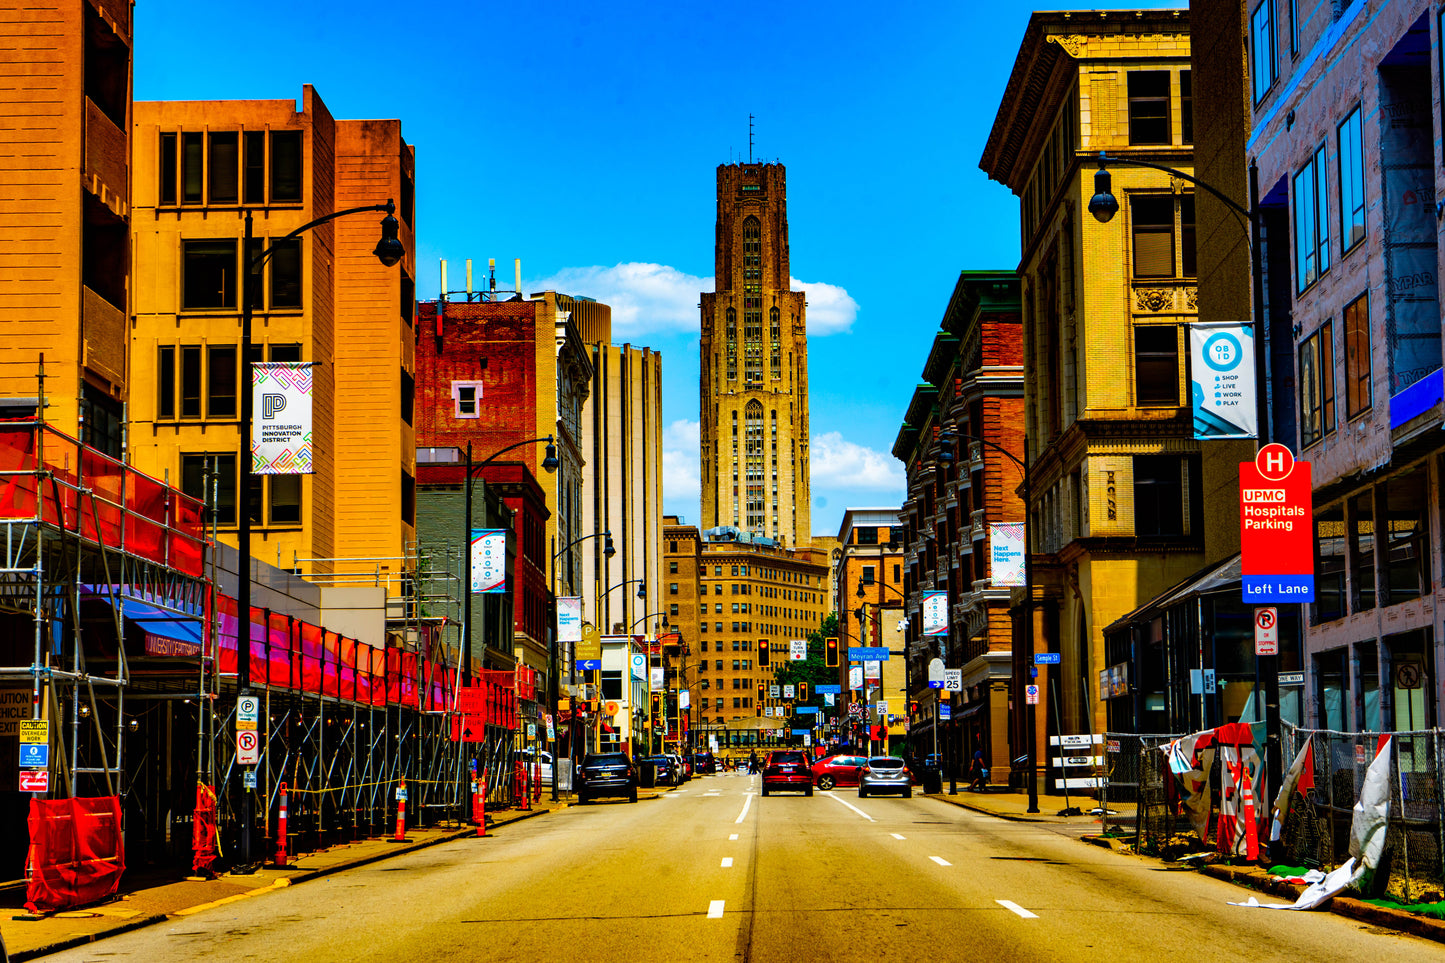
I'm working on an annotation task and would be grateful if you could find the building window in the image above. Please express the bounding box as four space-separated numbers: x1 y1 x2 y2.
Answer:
1314 504 1346 624
181 453 236 525
157 346 176 420
1298 321 1336 448
179 345 202 417
270 343 302 363
400 368 414 426
856 527 878 545
1385 471 1431 605
243 131 265 204
1343 292 1371 418
1134 325 1179 407
159 132 178 205
1251 0 1277 104
269 238 302 308
452 381 484 418
1126 71 1171 145
206 345 237 419
270 130 303 203
861 566 875 585
1133 455 1184 537
1180 70 1192 144
670 604 679 617
181 132 203 204
1351 491 1376 612
270 474 302 525
1131 194 1194 279
208 132 238 205
182 240 237 310
401 469 415 526
1338 107 1365 254
1293 144 1330 293
669 583 678 595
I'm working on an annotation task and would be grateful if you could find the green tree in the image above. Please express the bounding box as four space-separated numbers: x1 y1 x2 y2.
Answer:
769 613 841 739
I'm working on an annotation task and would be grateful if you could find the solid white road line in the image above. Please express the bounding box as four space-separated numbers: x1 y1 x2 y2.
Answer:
929 856 952 867
996 899 1039 919
729 834 739 841
708 900 725 919
825 792 875 821
735 793 755 824
890 833 906 840
721 857 734 868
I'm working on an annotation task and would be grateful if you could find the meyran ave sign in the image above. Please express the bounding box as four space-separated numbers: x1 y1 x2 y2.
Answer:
1239 444 1314 604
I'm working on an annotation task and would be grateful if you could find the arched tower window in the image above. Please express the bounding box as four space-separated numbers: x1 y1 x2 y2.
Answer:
726 307 737 381
745 400 764 533
769 306 781 380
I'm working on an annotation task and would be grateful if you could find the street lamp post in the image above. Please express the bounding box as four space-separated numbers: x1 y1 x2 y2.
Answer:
234 200 403 874
1087 151 1281 799
555 531 614 771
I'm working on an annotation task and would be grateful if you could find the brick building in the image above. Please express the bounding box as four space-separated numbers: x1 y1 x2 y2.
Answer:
1246 0 1444 730
129 85 418 581
980 11 1205 760
833 509 908 753
893 272 1022 785
0 0 132 453
699 163 812 548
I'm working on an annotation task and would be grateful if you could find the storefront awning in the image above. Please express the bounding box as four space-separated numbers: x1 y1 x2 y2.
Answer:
1103 554 1241 635
101 597 205 657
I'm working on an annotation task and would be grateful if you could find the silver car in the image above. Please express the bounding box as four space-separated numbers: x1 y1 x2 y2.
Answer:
858 756 913 798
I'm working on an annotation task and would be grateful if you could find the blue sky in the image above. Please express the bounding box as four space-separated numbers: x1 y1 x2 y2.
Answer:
135 0 1174 539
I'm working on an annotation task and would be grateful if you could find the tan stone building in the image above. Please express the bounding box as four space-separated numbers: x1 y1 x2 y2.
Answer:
981 11 1204 748
664 518 827 750
833 509 908 751
699 163 811 548
128 86 417 582
0 0 132 452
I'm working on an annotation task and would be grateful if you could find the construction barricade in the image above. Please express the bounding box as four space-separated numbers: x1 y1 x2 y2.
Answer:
25 796 125 914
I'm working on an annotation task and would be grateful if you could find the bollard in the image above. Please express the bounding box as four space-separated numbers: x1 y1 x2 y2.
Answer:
389 778 410 842
534 759 542 802
275 782 289 867
475 775 488 837
515 760 530 811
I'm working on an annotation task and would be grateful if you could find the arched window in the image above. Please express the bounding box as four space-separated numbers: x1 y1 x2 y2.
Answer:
742 218 763 385
745 400 765 533
769 306 781 380
726 307 737 381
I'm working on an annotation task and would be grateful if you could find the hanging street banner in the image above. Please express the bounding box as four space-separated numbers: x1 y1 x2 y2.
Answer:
650 666 665 689
1191 323 1258 439
922 591 948 637
989 523 1026 587
470 529 507 594
848 666 863 690
557 597 582 643
251 362 315 474
1240 444 1314 603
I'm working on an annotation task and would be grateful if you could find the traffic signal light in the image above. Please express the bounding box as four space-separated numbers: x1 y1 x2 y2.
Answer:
825 637 838 668
797 683 808 701
651 692 661 715
757 684 765 703
759 642 769 666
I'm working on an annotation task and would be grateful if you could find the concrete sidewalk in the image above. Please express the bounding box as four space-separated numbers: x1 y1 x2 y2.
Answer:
927 787 1128 826
0 795 572 962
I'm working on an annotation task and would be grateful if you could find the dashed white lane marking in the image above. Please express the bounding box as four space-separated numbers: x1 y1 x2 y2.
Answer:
997 900 1038 919
930 856 952 867
890 833 906 840
704 792 721 797
729 834 739 841
708 900 725 919
824 791 874 821
735 793 755 824
721 857 734 868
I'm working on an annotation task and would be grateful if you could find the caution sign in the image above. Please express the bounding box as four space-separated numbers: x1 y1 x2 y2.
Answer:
0 690 30 737
19 720 48 744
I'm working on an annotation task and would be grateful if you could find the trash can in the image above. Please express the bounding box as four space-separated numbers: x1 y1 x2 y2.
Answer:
922 767 943 795
639 760 656 789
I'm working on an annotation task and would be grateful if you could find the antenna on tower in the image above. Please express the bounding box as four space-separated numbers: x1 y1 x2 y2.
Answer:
748 114 754 163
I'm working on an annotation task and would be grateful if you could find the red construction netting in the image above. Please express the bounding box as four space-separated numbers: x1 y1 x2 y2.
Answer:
24 795 125 914
0 424 206 577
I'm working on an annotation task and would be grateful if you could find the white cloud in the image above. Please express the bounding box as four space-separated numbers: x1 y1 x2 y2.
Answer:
528 263 712 339
662 419 701 520
810 432 904 491
525 262 859 338
789 278 858 335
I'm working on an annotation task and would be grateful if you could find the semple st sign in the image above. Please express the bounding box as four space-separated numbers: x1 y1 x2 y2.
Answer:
1239 444 1313 603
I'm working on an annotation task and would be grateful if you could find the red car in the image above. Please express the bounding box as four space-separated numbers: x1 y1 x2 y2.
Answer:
760 750 814 796
811 754 869 790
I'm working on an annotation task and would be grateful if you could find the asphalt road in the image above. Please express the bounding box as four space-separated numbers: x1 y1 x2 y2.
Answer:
48 772 1442 962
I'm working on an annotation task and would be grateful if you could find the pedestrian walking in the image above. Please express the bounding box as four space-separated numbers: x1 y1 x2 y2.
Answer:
969 747 987 791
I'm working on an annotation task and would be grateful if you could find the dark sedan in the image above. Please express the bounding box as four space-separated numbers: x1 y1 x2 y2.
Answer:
576 752 638 803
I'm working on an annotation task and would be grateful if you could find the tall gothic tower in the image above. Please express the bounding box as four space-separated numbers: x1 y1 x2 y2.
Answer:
699 163 810 547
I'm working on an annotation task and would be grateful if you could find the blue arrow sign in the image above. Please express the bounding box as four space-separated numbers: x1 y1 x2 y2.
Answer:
928 680 944 689
848 647 890 661
1034 653 1061 665
577 659 602 671
814 685 841 695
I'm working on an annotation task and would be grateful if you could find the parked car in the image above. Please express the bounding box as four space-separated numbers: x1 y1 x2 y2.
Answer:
679 753 694 779
519 748 554 786
811 754 868 790
575 752 637 803
760 749 814 796
642 754 679 786
693 751 717 774
858 756 913 798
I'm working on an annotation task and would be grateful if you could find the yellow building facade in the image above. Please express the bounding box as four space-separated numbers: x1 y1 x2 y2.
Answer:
0 0 132 450
129 85 418 582
981 11 1204 740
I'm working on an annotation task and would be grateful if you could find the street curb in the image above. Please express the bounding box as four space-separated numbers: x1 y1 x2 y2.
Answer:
925 792 1047 823
11 912 169 963
1080 834 1132 853
1201 864 1445 946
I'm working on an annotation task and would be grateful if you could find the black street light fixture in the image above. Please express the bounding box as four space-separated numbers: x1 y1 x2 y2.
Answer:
235 200 404 875
1087 150 1281 798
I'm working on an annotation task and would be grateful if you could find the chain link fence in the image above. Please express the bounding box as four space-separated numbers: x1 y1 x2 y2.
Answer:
1280 724 1445 902
1101 733 1185 850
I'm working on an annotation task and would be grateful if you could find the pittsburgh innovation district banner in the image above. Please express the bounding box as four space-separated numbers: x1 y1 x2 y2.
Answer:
251 362 315 474
1190 323 1258 440
922 590 949 637
469 529 507 594
989 523 1026 587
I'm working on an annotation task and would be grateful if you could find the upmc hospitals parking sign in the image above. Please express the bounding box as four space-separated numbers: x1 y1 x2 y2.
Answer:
1239 444 1313 603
